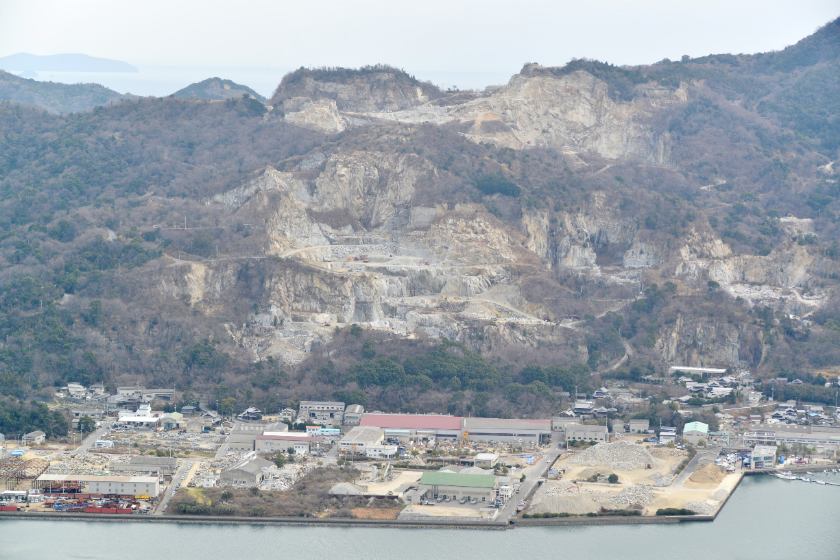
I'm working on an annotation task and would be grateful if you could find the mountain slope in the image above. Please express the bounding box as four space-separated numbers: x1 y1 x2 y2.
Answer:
0 19 838 416
0 70 130 113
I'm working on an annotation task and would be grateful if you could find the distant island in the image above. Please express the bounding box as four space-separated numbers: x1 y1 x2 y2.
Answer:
0 53 138 73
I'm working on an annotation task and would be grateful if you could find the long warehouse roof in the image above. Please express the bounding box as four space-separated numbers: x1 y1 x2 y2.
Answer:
37 474 158 483
463 418 551 431
361 414 463 430
419 472 496 489
256 435 323 442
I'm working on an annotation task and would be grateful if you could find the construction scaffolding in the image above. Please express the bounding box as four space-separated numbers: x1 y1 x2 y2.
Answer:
0 458 50 489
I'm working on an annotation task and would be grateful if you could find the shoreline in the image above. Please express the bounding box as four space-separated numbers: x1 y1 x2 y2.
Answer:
0 509 714 528
4 465 837 530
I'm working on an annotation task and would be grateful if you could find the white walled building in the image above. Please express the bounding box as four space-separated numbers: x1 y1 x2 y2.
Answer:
36 475 159 497
365 444 398 459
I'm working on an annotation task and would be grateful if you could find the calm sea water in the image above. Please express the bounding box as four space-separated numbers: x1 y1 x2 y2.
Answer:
1 476 838 560
16 66 514 99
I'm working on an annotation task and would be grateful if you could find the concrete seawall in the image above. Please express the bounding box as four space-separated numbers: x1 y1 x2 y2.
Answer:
515 514 712 527
742 463 840 475
0 511 510 530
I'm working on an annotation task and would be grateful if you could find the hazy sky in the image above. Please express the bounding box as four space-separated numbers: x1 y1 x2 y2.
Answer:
1 0 838 76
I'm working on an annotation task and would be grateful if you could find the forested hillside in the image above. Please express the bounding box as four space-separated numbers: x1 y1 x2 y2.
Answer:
0 18 838 419
0 70 130 114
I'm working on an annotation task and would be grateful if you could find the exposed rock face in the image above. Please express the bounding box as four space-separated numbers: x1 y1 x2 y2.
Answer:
623 241 660 269
191 144 838 369
270 68 442 113
657 314 764 370
364 69 686 162
283 98 347 133
170 53 839 373
312 152 434 229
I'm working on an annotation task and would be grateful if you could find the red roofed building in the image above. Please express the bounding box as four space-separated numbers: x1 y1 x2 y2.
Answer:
360 414 463 440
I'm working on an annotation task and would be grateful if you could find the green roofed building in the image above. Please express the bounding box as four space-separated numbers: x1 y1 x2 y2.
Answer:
682 421 709 445
415 471 498 504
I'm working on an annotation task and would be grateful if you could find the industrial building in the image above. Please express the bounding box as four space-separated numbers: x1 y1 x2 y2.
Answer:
339 426 384 455
35 474 160 497
23 431 45 445
682 422 709 445
160 412 184 431
109 456 177 475
343 404 365 425
255 434 323 455
358 413 551 444
365 444 398 459
117 405 161 429
463 418 551 444
473 453 500 468
360 413 462 441
744 425 840 452
220 457 274 486
299 401 345 426
659 427 677 444
751 445 777 469
552 417 581 431
228 422 289 451
415 472 498 503
566 424 609 443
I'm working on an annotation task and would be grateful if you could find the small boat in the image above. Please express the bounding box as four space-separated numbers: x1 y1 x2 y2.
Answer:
816 480 826 485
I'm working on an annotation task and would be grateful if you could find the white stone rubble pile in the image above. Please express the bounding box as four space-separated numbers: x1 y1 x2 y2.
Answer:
647 471 675 486
596 485 656 507
684 501 715 515
566 442 662 471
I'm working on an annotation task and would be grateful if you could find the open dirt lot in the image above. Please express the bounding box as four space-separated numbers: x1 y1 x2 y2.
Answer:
354 470 422 496
351 507 402 519
534 443 742 516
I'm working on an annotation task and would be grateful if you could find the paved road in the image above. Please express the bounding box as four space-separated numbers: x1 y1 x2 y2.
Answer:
500 433 563 520
673 447 721 487
153 459 195 516
73 425 109 455
215 420 240 459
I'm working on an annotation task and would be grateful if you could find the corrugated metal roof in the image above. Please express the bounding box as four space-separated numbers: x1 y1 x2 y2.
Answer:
567 424 608 432
341 426 384 444
419 472 496 488
684 421 709 434
463 418 550 431
256 435 323 442
225 458 274 476
37 474 158 483
361 414 463 430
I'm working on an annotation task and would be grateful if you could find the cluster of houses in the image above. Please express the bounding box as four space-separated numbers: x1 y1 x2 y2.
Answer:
768 402 840 424
57 383 176 409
